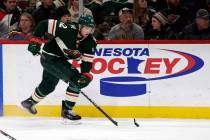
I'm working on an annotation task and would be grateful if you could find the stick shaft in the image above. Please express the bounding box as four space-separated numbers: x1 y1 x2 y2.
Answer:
80 91 118 126
0 129 17 140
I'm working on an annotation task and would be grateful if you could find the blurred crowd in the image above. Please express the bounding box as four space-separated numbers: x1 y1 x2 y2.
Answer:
0 0 210 40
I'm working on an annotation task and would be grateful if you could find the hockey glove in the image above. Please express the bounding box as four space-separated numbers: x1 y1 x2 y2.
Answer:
28 43 41 56
76 73 93 89
63 49 81 60
28 37 43 56
78 72 93 88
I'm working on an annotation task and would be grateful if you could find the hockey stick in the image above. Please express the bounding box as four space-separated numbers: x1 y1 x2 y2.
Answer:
81 90 140 127
0 129 17 140
37 52 123 127
80 91 118 126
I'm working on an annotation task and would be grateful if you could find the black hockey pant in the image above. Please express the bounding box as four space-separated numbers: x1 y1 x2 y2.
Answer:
36 53 80 97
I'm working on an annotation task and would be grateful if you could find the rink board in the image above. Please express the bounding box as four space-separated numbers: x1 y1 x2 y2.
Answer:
1 40 210 118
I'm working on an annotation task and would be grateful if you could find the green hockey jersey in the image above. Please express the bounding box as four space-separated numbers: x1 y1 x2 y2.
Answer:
33 19 97 73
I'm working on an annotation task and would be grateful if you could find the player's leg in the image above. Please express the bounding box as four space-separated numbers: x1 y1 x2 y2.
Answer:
21 70 59 114
41 55 82 120
42 57 83 120
49 60 82 120
22 55 81 118
62 73 93 121
40 55 80 82
61 85 81 121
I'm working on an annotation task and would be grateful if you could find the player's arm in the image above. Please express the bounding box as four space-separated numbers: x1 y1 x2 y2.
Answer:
71 36 97 89
28 19 80 57
80 37 97 73
28 19 53 55
48 21 82 60
33 19 63 37
74 37 97 89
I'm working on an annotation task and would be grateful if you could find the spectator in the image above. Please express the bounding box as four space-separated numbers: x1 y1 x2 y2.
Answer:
146 11 176 40
85 0 103 24
33 0 58 24
0 0 21 38
94 17 112 40
179 9 210 40
108 7 144 40
85 0 103 13
163 0 191 34
29 0 36 9
102 0 124 16
181 0 206 19
68 0 92 23
8 12 35 40
18 0 30 10
42 6 71 40
57 6 71 23
133 0 156 33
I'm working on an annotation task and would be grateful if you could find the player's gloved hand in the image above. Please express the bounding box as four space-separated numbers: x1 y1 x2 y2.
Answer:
63 49 81 60
28 43 40 55
28 37 43 56
77 73 93 88
77 72 93 88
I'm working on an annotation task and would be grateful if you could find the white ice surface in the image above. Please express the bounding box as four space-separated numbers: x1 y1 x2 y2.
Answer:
0 117 210 140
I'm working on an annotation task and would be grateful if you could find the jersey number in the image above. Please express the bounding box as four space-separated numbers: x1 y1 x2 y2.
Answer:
59 22 67 29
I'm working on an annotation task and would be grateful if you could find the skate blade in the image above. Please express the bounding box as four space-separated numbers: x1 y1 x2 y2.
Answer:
61 118 82 125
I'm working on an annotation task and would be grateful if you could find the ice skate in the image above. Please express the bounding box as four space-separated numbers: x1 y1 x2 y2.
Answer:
61 101 82 125
61 109 82 125
20 97 37 115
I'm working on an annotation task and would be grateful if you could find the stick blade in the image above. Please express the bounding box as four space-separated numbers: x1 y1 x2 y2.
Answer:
134 118 140 127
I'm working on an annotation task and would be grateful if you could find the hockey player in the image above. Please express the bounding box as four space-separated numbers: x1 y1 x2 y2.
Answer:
20 15 97 121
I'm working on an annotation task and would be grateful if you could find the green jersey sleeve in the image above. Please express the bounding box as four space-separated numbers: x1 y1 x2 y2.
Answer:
34 19 76 37
33 19 78 56
79 35 97 73
33 19 61 38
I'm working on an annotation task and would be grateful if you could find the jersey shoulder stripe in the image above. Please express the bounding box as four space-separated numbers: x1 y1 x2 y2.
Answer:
48 19 57 36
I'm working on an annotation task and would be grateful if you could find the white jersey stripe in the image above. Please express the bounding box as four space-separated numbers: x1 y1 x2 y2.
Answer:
52 20 57 36
55 37 68 51
82 55 94 62
83 53 94 58
48 20 53 34
48 19 57 35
